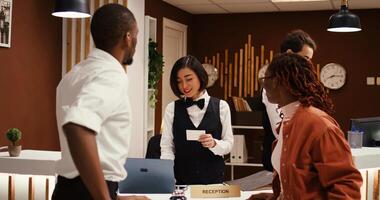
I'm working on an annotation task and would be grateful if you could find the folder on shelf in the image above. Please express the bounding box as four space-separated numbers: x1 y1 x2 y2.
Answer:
231 135 247 163
230 137 237 163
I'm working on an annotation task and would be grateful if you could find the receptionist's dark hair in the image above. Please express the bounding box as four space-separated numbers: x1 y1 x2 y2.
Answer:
170 55 208 98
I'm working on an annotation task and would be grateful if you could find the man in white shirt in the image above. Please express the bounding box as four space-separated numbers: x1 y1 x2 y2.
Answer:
261 29 316 171
53 4 148 200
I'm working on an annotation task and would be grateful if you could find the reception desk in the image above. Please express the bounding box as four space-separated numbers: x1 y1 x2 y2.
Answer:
118 189 271 200
0 148 379 199
0 150 60 200
351 147 380 200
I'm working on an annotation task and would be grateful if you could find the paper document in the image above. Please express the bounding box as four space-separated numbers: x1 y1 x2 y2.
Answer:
186 130 205 141
225 170 273 191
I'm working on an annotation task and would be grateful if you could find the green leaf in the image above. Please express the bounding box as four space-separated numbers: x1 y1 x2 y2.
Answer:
148 39 164 107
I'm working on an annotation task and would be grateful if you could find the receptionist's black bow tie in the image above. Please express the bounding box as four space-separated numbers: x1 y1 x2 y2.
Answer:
185 98 205 109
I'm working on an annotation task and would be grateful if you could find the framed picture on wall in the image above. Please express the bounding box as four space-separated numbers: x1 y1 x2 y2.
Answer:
0 0 12 48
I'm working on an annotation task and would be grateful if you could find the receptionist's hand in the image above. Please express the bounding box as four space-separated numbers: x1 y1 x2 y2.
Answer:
199 134 216 148
117 195 151 200
247 193 273 200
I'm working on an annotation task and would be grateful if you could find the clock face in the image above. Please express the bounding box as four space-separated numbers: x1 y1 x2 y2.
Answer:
202 63 219 87
320 63 346 89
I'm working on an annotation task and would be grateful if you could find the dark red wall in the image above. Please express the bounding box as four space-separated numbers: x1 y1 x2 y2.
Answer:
1 1 377 151
0 1 62 150
191 10 380 132
145 0 193 134
145 4 380 133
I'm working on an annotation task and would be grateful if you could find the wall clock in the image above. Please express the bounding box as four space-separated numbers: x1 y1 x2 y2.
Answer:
320 63 346 89
202 63 218 88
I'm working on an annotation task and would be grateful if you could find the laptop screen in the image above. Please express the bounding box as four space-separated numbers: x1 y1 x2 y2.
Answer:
118 158 175 194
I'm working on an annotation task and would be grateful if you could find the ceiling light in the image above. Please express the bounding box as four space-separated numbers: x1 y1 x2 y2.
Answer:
52 0 91 18
327 0 361 32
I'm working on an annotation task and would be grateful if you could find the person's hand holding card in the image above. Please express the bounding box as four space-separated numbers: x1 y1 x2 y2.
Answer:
199 134 216 148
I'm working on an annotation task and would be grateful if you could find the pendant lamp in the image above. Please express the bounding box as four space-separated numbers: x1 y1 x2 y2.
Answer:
327 0 361 32
52 0 91 18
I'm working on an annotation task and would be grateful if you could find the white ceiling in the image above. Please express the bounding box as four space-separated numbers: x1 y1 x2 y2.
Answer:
162 0 380 14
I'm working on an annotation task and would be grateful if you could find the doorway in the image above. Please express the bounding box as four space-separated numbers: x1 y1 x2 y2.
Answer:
162 18 187 117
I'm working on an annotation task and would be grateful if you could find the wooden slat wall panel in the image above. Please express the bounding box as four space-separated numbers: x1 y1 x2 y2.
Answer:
45 178 49 200
85 18 91 58
201 33 324 99
220 62 224 87
28 177 34 200
75 19 82 64
250 46 254 96
224 73 228 100
269 50 273 62
8 175 14 200
224 49 228 76
260 45 264 68
238 49 243 97
247 35 251 96
201 34 273 98
247 34 251 60
360 170 368 200
244 44 248 97
216 53 220 72
66 19 72 72
94 0 100 10
224 60 228 100
255 56 259 92
234 53 238 87
316 64 320 80
229 63 232 97
373 170 379 200
247 59 251 95
6 176 55 200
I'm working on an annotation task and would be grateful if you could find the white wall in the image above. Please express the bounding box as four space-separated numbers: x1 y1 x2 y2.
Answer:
127 0 145 158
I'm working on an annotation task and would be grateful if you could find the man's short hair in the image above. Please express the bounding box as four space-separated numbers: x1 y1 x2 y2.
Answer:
91 4 136 51
280 29 316 53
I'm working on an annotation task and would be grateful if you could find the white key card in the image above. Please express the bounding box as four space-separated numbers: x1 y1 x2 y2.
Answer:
186 130 205 141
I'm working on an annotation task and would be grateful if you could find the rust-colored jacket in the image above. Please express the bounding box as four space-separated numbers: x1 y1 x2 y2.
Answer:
271 106 362 200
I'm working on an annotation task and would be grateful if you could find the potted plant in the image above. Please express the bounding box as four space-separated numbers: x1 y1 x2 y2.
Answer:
6 128 22 157
148 39 164 107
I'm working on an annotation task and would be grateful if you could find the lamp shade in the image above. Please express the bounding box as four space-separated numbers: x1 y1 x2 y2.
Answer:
52 0 91 18
327 4 361 32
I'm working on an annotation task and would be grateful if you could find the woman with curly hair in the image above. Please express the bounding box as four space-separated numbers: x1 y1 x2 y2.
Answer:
250 53 362 200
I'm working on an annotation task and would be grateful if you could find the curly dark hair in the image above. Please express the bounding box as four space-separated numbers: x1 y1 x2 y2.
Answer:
267 53 334 115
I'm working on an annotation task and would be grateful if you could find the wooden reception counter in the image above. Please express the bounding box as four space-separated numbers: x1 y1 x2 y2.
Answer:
0 148 379 199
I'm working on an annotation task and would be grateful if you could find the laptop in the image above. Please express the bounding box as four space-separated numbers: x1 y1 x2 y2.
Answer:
118 158 175 194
